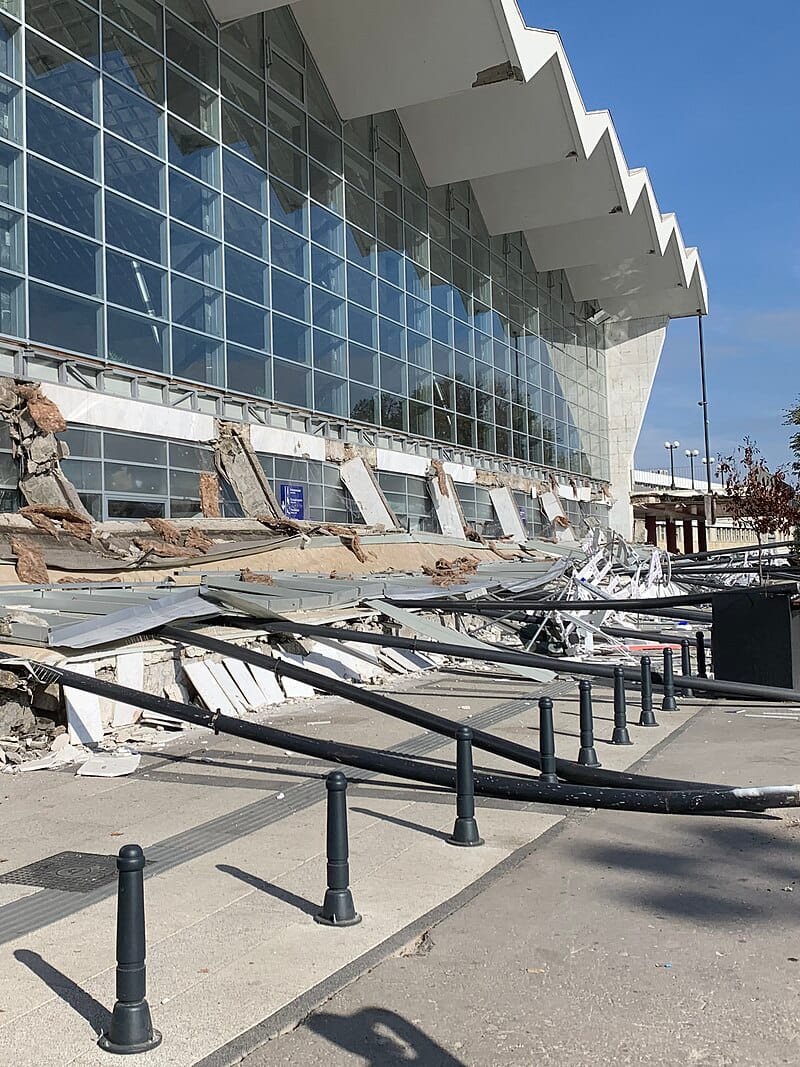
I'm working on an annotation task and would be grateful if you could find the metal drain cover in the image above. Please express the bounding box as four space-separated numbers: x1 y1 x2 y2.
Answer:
0 851 118 893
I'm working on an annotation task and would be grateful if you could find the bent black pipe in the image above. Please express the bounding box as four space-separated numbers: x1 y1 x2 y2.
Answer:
199 616 800 706
161 624 731 793
18 660 800 816
382 602 713 624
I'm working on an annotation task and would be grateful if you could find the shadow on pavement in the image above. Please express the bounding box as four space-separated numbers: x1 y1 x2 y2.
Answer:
573 816 800 924
217 863 318 917
306 1007 467 1066
14 949 110 1036
350 806 449 842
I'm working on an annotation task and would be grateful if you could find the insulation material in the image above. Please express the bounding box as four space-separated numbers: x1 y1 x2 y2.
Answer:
339 456 399 529
488 486 527 542
214 421 281 518
199 471 222 517
222 658 265 709
426 470 466 538
183 660 241 717
146 517 181 544
249 664 287 705
65 663 104 745
10 537 49 584
112 652 144 727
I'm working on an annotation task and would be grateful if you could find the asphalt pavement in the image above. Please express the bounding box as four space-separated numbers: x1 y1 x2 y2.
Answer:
241 704 800 1067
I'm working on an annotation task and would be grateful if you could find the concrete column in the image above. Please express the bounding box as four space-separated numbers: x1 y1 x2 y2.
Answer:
665 519 678 554
682 519 694 554
604 316 668 540
697 521 708 553
644 515 657 545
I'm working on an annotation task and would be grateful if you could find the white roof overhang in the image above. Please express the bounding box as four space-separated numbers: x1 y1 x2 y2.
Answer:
207 0 708 320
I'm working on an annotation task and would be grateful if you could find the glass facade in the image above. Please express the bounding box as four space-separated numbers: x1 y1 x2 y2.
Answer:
0 0 610 482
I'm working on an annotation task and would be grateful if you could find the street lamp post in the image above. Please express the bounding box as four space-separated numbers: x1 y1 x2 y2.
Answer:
664 441 680 489
685 449 699 489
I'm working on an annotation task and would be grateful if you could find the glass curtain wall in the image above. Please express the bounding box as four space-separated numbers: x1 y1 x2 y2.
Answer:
0 0 609 481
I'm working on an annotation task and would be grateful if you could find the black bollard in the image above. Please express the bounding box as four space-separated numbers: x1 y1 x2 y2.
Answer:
638 656 658 727
97 845 161 1055
315 770 362 927
696 630 708 678
447 726 484 846
680 639 694 697
538 696 559 784
611 666 633 745
662 647 678 711
577 680 600 767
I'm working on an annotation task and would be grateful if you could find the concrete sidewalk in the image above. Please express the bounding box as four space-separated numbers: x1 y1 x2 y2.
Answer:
243 705 800 1067
0 669 702 1065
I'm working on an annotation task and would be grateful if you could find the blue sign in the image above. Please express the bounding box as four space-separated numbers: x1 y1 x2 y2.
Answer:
279 483 305 520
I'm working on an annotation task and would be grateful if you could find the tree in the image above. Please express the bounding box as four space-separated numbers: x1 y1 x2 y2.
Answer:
717 439 799 580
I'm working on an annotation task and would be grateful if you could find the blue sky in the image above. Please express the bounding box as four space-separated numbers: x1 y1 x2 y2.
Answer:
519 1 800 475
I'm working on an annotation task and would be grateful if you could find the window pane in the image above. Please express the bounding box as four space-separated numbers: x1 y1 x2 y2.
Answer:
224 248 266 304
171 326 221 383
103 78 161 156
171 274 221 334
227 343 268 398
224 197 266 257
347 264 375 310
311 204 342 254
26 32 98 120
269 131 307 192
102 0 163 52
27 157 98 237
27 95 97 178
104 135 163 209
271 269 308 321
167 115 217 184
268 53 303 102
314 371 347 416
226 296 267 349
108 498 165 518
102 22 163 103
221 52 264 119
169 441 213 470
106 250 165 317
269 178 306 233
170 221 220 284
222 101 266 169
106 461 168 494
170 169 220 234
312 247 344 295
0 144 21 208
28 219 99 295
222 148 266 210
106 192 164 262
313 287 344 334
0 270 23 336
165 13 217 87
107 306 166 372
270 222 307 277
167 64 218 136
272 314 309 363
220 14 263 72
29 282 100 355
273 357 310 407
27 0 96 55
